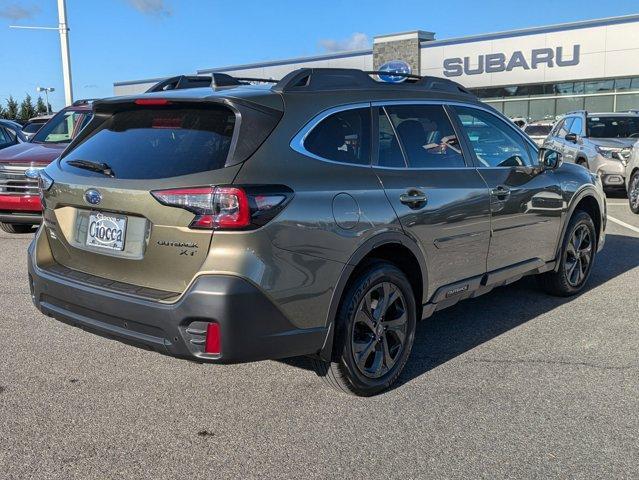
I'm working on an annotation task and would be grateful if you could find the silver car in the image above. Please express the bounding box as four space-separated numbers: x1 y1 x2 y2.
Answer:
524 121 554 147
545 111 639 190
625 143 639 213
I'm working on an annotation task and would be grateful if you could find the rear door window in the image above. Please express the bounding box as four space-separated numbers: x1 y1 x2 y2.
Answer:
62 106 236 179
304 108 371 165
384 104 466 168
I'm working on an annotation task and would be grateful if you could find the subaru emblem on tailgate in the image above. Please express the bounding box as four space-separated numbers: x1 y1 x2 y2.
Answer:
84 189 102 205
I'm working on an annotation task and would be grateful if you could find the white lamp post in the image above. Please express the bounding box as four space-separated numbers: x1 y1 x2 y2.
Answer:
36 87 55 114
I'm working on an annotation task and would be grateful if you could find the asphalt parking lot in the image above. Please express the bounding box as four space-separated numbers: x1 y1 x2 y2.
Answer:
1 199 638 480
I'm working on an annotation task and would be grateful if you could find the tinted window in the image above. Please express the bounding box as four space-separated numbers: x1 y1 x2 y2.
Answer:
377 108 406 168
33 110 91 144
0 128 12 145
454 106 534 167
586 116 639 138
62 106 236 180
23 122 44 134
384 105 466 168
524 125 552 136
569 117 583 135
558 118 573 137
304 108 371 165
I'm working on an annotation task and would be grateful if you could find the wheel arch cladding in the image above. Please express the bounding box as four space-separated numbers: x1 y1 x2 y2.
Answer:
573 195 602 244
318 233 427 361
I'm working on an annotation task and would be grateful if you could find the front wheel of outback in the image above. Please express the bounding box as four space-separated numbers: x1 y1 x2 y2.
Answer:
539 210 596 297
628 171 639 214
0 222 35 234
312 261 417 396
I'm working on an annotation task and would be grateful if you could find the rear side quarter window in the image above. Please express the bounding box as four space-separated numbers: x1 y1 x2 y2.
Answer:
303 107 371 165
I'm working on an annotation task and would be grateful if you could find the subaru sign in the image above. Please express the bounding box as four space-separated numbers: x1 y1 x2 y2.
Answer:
378 60 412 83
443 45 581 77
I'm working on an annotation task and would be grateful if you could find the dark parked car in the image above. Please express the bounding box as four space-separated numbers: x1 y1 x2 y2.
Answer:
29 69 606 396
0 119 27 149
21 115 53 141
0 102 92 233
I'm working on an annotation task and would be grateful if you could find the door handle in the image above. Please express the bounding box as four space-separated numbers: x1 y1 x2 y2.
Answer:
490 186 511 199
399 190 428 209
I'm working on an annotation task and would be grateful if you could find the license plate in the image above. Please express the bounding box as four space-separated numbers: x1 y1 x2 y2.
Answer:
86 211 127 251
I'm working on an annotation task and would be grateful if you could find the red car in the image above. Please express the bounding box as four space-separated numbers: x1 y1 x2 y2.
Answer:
0 102 92 233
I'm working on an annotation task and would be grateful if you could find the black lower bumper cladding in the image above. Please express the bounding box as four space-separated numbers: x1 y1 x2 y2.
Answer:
28 246 326 363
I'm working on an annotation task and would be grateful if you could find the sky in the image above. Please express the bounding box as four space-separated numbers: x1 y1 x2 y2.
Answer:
0 0 637 111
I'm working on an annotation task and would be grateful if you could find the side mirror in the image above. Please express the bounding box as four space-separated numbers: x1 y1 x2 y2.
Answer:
565 133 578 143
539 148 563 170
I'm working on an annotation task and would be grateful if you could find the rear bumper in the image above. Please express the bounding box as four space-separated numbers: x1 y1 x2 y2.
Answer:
28 244 326 363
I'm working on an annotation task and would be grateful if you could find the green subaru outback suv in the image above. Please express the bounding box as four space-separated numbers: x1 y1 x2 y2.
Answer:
29 69 606 396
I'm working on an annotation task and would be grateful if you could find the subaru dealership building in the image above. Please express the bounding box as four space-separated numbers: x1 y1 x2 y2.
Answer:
114 14 639 122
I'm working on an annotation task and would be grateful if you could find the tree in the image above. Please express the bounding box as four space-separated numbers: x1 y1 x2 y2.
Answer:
36 96 49 115
5 96 19 120
0 105 6 119
18 94 37 121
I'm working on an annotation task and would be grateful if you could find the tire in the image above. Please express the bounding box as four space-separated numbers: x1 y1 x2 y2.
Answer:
576 158 590 171
311 261 417 396
628 170 639 214
539 210 596 297
0 222 35 234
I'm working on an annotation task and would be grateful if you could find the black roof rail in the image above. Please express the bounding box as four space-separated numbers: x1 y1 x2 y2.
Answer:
147 74 281 92
72 98 98 106
146 75 213 92
271 68 472 95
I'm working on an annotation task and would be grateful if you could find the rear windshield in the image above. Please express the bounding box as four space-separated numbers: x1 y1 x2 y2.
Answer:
524 125 552 136
587 116 639 138
61 106 236 179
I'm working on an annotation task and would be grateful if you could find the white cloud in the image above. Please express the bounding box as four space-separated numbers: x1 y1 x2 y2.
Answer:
0 2 40 21
126 0 172 17
319 32 370 53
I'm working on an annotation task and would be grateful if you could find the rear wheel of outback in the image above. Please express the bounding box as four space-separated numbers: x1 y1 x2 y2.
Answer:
628 171 639 214
0 222 35 234
539 210 596 297
312 261 416 396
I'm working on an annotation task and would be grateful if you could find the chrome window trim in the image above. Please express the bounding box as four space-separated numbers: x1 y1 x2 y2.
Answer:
289 102 373 168
289 99 540 171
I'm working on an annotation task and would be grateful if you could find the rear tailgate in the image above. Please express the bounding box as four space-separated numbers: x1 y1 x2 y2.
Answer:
40 97 282 294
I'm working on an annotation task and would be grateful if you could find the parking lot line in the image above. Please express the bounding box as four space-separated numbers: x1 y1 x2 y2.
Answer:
606 202 628 206
607 215 639 234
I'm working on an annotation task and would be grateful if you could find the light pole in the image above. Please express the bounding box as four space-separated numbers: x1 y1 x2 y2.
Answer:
36 87 55 114
9 0 74 106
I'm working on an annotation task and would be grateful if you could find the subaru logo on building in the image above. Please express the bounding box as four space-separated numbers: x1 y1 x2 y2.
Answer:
24 167 41 179
84 189 102 205
378 60 412 83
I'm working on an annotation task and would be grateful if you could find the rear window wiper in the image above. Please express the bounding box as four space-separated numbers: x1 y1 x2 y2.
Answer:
66 159 115 177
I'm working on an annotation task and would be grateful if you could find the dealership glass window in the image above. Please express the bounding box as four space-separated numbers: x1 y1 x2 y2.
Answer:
453 106 534 168
556 97 585 116
304 108 371 165
572 82 585 94
614 78 632 91
555 83 574 95
616 94 639 112
485 101 504 113
529 99 556 122
503 100 529 120
384 105 466 168
632 78 639 90
584 95 614 113
584 80 615 94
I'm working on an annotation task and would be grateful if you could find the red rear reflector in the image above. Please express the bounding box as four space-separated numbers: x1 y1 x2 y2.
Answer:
205 323 221 355
134 99 170 105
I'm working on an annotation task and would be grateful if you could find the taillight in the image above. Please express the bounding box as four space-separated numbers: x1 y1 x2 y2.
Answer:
151 185 291 230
